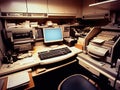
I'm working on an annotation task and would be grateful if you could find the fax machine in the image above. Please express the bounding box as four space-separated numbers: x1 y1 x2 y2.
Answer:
86 28 120 67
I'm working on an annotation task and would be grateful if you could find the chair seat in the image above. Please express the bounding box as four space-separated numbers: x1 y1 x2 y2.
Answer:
58 74 98 90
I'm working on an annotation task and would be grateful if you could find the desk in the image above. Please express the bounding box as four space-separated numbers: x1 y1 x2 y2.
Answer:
77 53 120 90
0 42 81 89
0 42 82 76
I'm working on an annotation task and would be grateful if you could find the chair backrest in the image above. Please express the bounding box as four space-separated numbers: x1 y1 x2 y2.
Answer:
58 74 100 90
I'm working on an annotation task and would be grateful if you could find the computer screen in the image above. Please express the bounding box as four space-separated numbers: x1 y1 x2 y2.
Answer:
43 27 63 43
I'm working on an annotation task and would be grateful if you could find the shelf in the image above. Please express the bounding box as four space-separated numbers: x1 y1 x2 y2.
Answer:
0 12 48 19
0 16 48 19
89 0 120 11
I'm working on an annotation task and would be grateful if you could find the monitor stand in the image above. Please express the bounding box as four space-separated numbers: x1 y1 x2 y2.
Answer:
44 41 63 47
50 45 59 48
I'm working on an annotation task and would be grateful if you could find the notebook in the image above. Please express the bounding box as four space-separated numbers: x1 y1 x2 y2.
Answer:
7 71 30 89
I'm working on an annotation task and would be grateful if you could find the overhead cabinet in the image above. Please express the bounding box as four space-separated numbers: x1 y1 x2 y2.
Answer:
48 0 80 14
48 0 64 13
27 0 48 13
0 0 48 13
0 0 82 17
48 0 82 17
89 0 120 11
82 0 95 16
82 0 109 19
0 0 27 12
63 0 79 14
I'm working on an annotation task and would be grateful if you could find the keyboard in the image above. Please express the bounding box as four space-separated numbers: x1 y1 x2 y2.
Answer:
38 47 72 60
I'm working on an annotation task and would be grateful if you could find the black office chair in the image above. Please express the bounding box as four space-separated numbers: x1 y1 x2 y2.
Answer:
58 74 100 90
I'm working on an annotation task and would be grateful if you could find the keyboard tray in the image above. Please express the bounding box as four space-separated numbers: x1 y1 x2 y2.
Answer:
38 47 71 60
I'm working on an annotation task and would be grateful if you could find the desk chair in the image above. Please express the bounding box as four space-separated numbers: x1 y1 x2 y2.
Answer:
58 74 100 90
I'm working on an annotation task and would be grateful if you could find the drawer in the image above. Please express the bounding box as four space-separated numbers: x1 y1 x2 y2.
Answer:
78 58 100 76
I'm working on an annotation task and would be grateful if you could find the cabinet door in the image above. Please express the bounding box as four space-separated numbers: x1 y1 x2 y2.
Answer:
82 0 95 16
63 0 82 17
0 0 26 12
48 0 64 13
63 0 79 14
48 0 82 17
95 8 109 15
76 0 82 18
27 0 47 13
82 0 109 17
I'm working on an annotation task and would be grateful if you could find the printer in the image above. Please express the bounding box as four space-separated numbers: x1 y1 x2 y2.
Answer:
6 28 34 52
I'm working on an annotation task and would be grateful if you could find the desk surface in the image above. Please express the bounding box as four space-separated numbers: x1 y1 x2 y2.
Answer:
0 42 82 76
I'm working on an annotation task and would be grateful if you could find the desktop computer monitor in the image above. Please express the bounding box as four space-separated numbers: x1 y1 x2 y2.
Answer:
43 27 63 44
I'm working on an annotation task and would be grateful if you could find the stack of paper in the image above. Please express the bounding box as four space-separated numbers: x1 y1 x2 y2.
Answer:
7 71 30 89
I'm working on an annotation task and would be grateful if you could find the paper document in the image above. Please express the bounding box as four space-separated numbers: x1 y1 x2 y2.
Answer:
19 57 34 65
92 38 105 44
7 71 30 89
87 44 109 57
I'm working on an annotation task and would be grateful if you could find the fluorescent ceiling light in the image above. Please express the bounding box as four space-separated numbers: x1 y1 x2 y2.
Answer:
89 0 117 6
